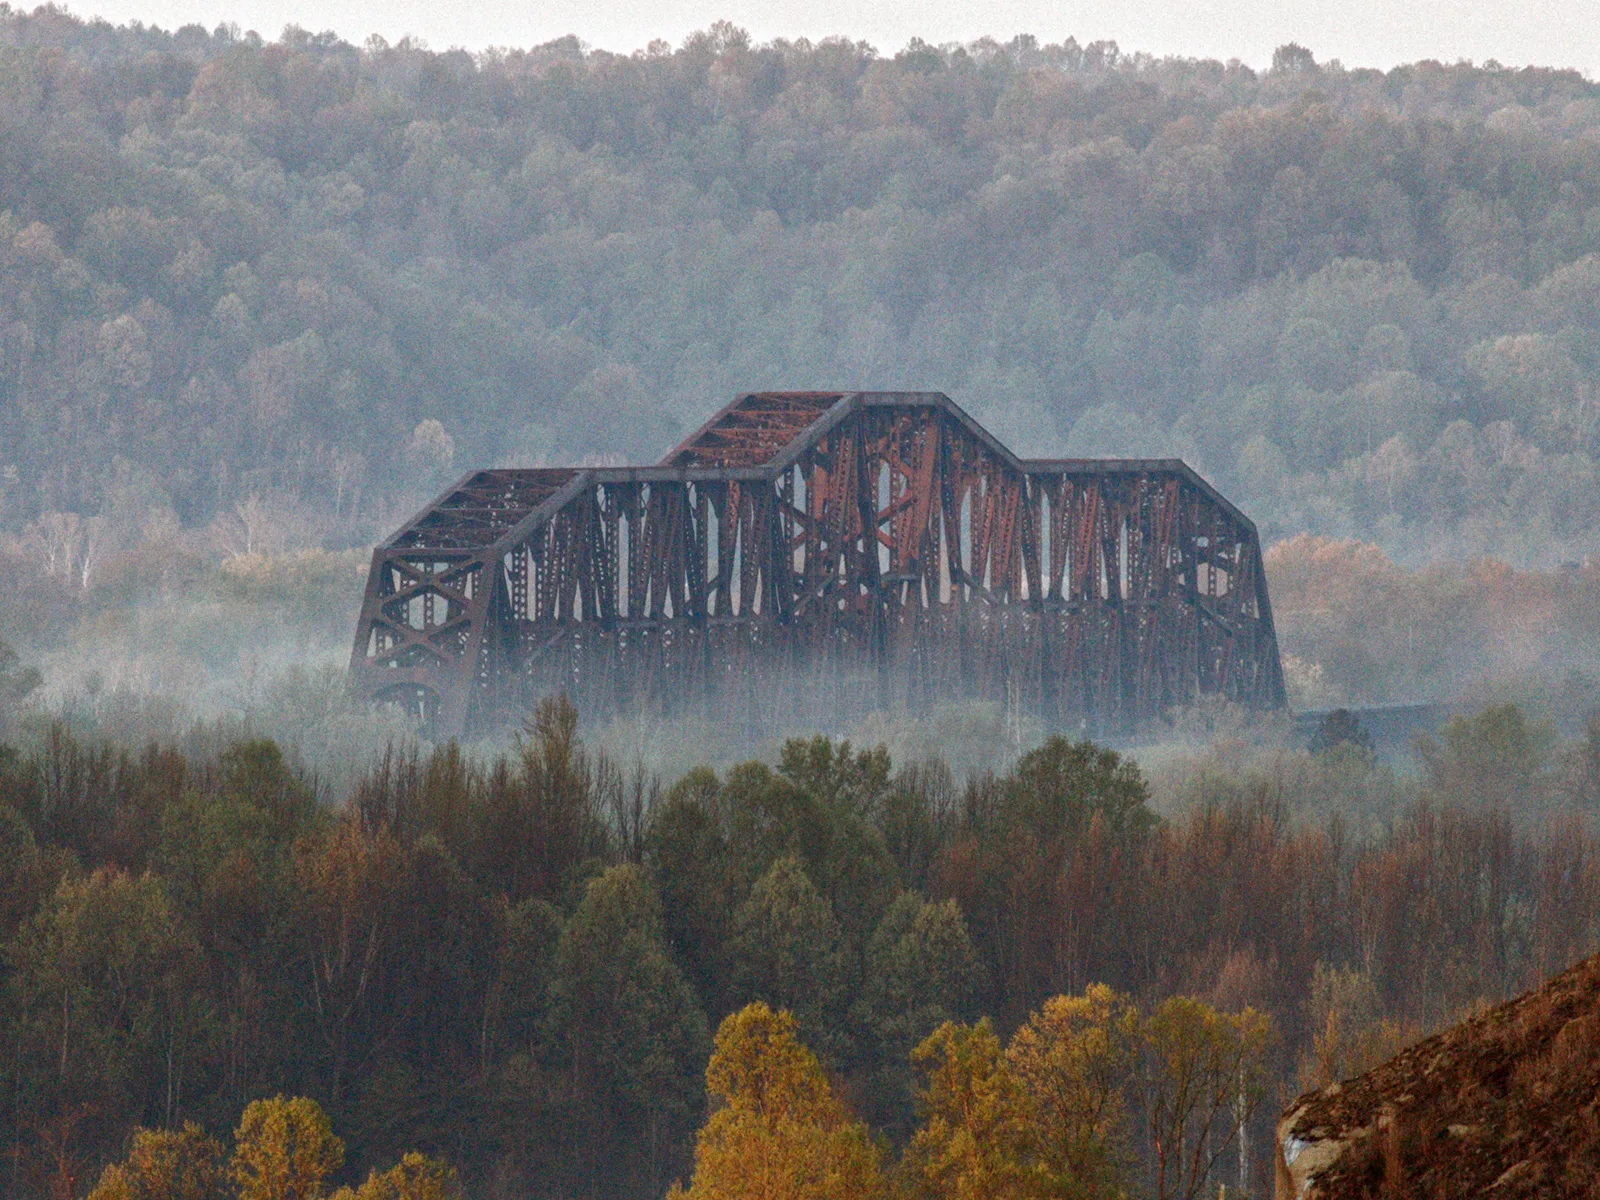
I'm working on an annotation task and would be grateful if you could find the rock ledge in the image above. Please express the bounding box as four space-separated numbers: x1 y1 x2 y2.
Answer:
1274 954 1600 1199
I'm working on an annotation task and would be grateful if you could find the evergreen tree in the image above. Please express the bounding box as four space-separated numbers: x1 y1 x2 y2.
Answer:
548 864 709 1191
729 856 850 1062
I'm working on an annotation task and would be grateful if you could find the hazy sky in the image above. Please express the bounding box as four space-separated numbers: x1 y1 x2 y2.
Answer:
64 0 1600 76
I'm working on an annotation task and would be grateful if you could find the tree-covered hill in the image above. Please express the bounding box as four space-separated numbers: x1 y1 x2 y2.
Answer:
2 8 1600 567
2 700 1598 1198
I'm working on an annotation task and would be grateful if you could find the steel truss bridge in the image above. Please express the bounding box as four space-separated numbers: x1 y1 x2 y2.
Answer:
349 392 1286 736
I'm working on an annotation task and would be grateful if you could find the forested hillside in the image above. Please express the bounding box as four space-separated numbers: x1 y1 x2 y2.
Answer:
2 699 1598 1199
5 14 1600 1196
3 7 1600 574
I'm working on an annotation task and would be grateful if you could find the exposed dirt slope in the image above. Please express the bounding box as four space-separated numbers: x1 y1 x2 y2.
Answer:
1275 954 1600 1199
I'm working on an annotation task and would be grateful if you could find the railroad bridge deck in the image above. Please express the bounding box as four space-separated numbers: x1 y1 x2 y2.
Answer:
349 391 1286 736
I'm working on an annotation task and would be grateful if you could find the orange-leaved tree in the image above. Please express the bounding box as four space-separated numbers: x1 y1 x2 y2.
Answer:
90 1102 460 1200
1005 985 1140 1197
669 1002 887 1200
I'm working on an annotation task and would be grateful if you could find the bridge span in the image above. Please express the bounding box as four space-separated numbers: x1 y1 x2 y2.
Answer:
349 391 1286 737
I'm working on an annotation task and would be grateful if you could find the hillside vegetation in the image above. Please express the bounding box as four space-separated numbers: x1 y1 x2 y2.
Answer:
2 699 1599 1198
2 9 1600 574
5 16 1600 1197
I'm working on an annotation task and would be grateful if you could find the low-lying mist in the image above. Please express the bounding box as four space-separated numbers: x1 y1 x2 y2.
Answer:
7 528 1600 801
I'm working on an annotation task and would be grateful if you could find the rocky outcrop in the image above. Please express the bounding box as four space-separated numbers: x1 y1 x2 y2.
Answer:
1275 954 1600 1199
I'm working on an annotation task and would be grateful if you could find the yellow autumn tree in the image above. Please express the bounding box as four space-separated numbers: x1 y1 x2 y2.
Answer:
669 1002 887 1200
86 1122 229 1200
1297 962 1416 1091
1137 997 1273 1200
330 1153 463 1200
232 1096 345 1200
1005 985 1140 1197
903 1018 1045 1200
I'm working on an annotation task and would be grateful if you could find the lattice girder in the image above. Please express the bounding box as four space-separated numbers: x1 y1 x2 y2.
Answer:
350 392 1285 734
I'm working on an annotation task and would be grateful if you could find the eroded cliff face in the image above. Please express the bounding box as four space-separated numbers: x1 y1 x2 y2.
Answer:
1275 954 1600 1200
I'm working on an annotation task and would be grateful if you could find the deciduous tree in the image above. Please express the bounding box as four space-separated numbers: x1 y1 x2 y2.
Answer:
670 1002 886 1200
86 1122 228 1200
231 1096 344 1200
549 864 709 1191
1136 997 1273 1200
729 856 850 1061
1006 986 1139 1197
904 1018 1041 1200
332 1153 462 1200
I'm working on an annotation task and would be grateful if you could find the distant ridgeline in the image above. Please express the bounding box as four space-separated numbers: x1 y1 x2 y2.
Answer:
6 15 1600 578
348 392 1285 735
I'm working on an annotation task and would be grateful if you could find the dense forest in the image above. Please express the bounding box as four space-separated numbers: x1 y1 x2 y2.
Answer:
0 694 1598 1198
5 8 1600 712
4 9 1600 1197
2 7 1600 576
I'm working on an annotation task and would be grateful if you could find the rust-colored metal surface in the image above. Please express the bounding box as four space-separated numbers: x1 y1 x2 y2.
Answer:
665 391 846 468
349 393 1286 735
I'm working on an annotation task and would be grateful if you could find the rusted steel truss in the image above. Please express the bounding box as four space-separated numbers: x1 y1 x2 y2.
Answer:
350 393 1286 736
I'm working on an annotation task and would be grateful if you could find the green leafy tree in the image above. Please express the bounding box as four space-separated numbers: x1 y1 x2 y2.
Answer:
482 894 562 1062
156 739 320 915
0 802 45 942
856 891 980 1128
777 737 892 820
876 759 956 892
647 768 740 1017
776 739 899 939
1419 703 1554 810
548 864 709 1190
7 869 210 1144
729 856 850 1062
719 762 818 887
390 833 496 1068
1004 738 1155 848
